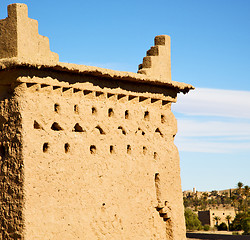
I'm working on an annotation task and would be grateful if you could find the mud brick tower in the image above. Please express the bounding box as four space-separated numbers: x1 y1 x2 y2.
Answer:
0 3 194 240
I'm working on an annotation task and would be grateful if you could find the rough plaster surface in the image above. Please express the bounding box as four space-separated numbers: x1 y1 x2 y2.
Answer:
0 4 58 64
0 3 193 240
138 35 172 82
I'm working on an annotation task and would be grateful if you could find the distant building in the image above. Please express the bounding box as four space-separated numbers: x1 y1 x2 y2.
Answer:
198 209 235 227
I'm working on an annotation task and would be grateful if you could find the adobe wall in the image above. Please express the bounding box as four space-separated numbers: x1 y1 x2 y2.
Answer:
9 70 184 239
0 83 24 240
0 3 194 240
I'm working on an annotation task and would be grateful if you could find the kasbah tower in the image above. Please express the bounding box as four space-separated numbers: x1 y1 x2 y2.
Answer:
0 3 194 240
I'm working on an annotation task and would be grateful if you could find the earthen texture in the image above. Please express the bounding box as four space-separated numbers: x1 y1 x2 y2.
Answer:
0 85 24 240
0 3 194 240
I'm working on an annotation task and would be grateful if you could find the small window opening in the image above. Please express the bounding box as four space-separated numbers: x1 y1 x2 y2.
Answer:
143 146 147 155
118 126 126 135
43 143 49 152
34 120 43 129
95 125 105 135
155 173 161 204
154 152 158 159
51 122 63 131
90 145 96 154
108 108 114 117
127 145 131 154
92 107 97 115
54 103 60 112
64 143 70 153
144 111 149 120
125 110 129 119
110 145 114 154
73 123 84 132
136 127 145 136
74 105 79 114
155 128 163 137
161 115 166 123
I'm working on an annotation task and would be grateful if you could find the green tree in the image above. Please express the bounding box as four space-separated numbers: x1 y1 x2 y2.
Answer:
184 208 202 231
231 211 250 231
242 217 250 235
225 215 232 230
213 216 221 226
243 185 249 213
237 182 244 196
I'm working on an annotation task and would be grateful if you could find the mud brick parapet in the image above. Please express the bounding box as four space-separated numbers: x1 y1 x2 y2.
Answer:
0 3 194 240
138 35 171 82
0 4 58 63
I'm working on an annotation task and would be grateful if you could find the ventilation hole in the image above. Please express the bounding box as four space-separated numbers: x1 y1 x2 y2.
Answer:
108 108 114 117
53 86 61 90
127 145 131 154
43 143 49 153
54 103 60 112
118 126 126 135
110 145 114 154
107 93 115 98
161 115 166 123
144 111 149 120
118 94 126 100
135 127 145 136
92 107 97 115
73 88 81 93
74 105 79 113
64 143 70 153
51 122 63 131
34 120 43 129
95 125 105 135
143 146 147 155
84 90 92 95
90 145 96 154
125 110 129 119
155 128 163 137
73 123 84 132
162 100 169 106
96 91 104 97
139 96 147 102
155 173 162 204
154 152 158 159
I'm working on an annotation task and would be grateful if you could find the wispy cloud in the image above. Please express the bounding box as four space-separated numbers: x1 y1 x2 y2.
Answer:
172 88 250 153
174 88 250 119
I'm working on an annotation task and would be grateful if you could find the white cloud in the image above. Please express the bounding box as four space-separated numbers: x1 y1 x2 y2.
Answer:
175 137 250 153
177 119 250 138
173 88 250 119
173 88 250 153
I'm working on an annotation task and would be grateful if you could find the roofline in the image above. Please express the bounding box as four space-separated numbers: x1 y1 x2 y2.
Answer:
0 58 194 94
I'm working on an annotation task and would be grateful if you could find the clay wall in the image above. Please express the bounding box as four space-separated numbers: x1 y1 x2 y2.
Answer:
10 71 186 239
0 84 24 240
0 3 193 239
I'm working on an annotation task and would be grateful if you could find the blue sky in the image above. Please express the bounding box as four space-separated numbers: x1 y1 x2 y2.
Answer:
1 0 249 191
